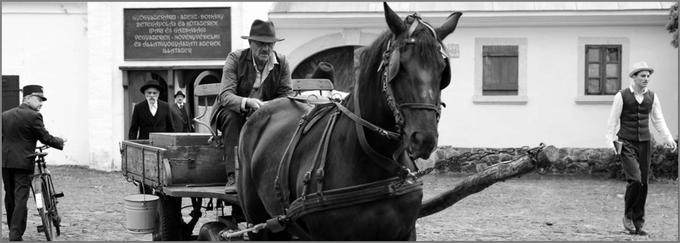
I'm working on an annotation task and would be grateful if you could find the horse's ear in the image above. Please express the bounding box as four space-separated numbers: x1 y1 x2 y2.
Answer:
384 2 406 36
435 12 463 41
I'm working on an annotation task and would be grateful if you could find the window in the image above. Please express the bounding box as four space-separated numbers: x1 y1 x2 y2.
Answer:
474 38 527 104
585 45 621 95
483 45 518 96
576 37 629 104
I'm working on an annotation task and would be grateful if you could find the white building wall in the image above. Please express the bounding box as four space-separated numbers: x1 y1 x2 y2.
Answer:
2 3 89 166
275 20 678 149
442 25 677 148
2 2 676 170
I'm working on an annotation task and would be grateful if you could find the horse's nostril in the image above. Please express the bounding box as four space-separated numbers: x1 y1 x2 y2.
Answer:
411 132 426 144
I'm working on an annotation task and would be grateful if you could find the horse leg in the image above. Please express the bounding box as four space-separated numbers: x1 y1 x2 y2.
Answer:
407 225 417 241
237 150 292 241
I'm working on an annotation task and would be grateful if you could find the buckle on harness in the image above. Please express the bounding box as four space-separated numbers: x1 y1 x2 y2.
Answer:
265 215 287 233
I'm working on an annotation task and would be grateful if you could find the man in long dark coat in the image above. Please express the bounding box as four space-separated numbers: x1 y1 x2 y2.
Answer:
128 80 175 140
170 90 193 132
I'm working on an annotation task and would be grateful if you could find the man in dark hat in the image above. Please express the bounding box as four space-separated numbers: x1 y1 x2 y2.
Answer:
210 19 293 192
128 80 175 139
170 90 193 132
3 84 65 241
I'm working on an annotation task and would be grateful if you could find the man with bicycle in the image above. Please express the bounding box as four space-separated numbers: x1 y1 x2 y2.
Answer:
2 85 65 241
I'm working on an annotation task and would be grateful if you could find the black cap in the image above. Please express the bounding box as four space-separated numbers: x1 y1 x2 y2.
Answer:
22 85 47 101
174 90 186 98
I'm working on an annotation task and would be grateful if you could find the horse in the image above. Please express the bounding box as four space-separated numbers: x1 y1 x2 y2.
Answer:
236 2 462 240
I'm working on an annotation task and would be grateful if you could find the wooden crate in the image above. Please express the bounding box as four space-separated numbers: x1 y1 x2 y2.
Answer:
149 133 213 147
121 138 232 188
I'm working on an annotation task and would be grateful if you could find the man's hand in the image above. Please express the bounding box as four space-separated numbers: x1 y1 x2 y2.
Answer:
245 98 265 111
666 140 677 152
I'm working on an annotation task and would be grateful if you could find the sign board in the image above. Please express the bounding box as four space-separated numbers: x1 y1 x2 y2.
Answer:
446 43 460 58
124 7 231 60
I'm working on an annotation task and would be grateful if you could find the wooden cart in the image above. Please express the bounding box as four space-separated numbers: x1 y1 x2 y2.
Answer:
120 133 243 241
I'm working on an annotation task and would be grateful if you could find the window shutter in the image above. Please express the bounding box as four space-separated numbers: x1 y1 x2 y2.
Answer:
483 46 518 93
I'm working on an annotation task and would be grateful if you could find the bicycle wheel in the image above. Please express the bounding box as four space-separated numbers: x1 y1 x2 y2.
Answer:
44 174 62 237
32 176 56 241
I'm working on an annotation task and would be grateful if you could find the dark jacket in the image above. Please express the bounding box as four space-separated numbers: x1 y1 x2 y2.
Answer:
233 48 292 101
170 102 192 132
2 104 64 171
209 48 293 131
128 100 175 140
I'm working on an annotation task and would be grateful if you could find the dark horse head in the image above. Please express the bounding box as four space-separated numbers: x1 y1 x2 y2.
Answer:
350 3 462 160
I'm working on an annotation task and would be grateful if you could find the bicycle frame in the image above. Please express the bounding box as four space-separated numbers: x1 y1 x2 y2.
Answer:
30 145 62 241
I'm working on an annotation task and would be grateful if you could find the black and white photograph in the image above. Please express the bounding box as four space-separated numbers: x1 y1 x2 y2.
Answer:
1 1 678 241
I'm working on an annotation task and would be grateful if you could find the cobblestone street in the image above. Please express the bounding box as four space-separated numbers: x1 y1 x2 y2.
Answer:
2 166 678 241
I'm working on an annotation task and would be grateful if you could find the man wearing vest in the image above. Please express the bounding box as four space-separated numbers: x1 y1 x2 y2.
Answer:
605 61 677 235
210 19 293 193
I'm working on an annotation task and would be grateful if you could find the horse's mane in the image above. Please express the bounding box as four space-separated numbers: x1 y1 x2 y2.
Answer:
343 18 444 108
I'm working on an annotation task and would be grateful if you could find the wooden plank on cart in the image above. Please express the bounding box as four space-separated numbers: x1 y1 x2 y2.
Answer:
163 185 240 206
120 140 165 189
149 133 212 147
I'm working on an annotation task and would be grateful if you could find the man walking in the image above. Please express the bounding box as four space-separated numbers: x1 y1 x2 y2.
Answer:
2 85 65 241
605 61 677 235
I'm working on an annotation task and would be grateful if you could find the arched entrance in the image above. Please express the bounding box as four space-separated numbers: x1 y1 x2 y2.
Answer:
191 70 220 133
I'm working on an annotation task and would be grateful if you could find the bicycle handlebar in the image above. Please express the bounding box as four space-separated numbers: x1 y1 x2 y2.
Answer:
26 145 51 159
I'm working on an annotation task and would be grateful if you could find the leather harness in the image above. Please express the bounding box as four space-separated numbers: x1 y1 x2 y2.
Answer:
261 14 447 239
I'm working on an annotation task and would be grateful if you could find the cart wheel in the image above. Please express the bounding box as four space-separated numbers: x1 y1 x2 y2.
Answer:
197 222 226 241
152 194 187 241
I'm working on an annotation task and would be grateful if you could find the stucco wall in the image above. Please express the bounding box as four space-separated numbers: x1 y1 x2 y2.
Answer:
275 22 678 149
2 3 89 166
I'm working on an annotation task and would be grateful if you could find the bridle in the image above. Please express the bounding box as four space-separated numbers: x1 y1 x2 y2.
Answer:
375 13 448 135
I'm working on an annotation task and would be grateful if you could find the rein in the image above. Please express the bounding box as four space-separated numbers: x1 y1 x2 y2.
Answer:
265 14 447 238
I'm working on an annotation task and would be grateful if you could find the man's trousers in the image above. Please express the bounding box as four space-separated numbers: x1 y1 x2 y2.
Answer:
619 139 652 230
3 168 33 241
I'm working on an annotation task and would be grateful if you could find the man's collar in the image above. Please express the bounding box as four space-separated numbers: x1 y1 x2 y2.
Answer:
20 103 39 111
250 51 278 68
628 85 648 94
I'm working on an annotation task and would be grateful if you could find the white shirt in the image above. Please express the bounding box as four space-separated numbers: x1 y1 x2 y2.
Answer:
605 85 674 148
147 98 157 116
240 52 279 111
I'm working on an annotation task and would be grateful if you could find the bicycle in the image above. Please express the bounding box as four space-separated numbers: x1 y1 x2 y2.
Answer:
29 145 64 241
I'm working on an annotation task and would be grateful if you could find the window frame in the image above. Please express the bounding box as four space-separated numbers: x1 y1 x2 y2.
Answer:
474 38 528 104
576 37 630 104
482 45 519 96
584 44 622 95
